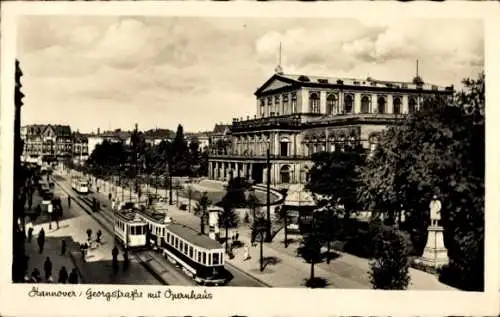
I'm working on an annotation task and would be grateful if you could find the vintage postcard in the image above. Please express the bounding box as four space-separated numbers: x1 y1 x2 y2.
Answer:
1 1 499 316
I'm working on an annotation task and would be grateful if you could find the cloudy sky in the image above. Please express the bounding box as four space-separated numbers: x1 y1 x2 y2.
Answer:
17 16 483 133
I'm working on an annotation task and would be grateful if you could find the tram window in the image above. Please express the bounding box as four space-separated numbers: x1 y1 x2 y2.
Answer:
175 238 178 248
202 252 207 264
208 253 212 266
213 253 219 265
198 252 201 262
162 228 165 237
180 241 183 251
131 226 135 235
167 233 170 243
184 243 188 254
189 246 193 258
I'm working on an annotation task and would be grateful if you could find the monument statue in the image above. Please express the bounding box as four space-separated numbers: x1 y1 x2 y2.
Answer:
429 195 442 227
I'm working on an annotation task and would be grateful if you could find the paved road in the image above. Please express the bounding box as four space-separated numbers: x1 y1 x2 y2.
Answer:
54 173 266 287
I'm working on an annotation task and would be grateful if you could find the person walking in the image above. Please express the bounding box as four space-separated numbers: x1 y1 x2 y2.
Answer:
67 195 71 209
112 246 119 274
43 257 53 280
60 239 66 256
108 193 112 201
243 246 251 261
123 249 129 271
68 268 79 284
27 221 34 243
96 230 102 244
37 228 45 254
58 266 68 284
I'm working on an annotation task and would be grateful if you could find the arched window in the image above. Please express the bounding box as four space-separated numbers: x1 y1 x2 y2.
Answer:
344 94 354 113
361 96 370 113
283 94 289 115
280 165 291 184
260 99 265 117
408 97 417 114
326 94 337 115
275 96 281 116
393 97 401 114
377 96 386 114
309 93 320 114
291 94 297 113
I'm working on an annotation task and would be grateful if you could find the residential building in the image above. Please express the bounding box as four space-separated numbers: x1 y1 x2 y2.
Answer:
21 124 73 163
72 131 89 164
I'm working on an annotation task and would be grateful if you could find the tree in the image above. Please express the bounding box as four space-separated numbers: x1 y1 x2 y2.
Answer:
246 190 261 222
172 124 190 176
297 213 323 287
307 150 364 221
218 195 240 254
194 192 211 235
251 216 268 272
369 228 410 290
359 72 485 291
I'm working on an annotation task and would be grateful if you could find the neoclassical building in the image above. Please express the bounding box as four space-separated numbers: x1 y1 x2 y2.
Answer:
208 69 454 186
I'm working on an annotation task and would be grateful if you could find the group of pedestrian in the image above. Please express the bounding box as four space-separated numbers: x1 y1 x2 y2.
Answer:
111 246 130 274
23 255 79 284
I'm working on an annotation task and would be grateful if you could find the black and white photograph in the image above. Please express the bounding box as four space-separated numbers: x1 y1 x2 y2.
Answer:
1 2 498 317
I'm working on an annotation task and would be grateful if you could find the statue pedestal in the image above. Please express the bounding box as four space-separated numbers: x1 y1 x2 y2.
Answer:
420 225 449 268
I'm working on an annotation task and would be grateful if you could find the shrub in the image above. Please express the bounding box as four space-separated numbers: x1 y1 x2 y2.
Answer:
369 228 410 290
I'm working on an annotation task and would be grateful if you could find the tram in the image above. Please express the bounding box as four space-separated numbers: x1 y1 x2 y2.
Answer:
116 205 228 285
162 223 227 286
72 179 89 194
113 208 148 249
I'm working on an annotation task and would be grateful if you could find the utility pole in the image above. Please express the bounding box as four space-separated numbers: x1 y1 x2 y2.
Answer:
265 147 272 242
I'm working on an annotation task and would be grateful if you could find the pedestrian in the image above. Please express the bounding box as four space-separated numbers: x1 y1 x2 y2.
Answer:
27 222 34 243
43 257 53 280
37 228 45 254
58 266 68 284
235 232 239 242
111 199 116 211
80 243 86 262
68 268 79 284
97 186 100 193
243 246 251 261
67 195 71 208
123 249 129 271
96 230 102 244
61 239 66 256
108 193 112 201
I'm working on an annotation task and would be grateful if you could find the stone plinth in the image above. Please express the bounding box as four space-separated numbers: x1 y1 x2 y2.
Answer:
420 225 449 268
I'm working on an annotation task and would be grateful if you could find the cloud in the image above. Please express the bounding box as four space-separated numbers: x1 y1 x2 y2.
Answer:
17 16 483 133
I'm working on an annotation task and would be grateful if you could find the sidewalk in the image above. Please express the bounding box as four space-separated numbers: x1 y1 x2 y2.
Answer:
79 172 455 290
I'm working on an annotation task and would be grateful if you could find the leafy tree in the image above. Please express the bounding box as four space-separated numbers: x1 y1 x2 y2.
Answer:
251 216 268 271
172 124 190 176
297 213 323 285
359 72 484 291
246 190 261 222
223 177 250 208
307 151 364 220
219 195 240 253
369 227 410 290
194 192 211 235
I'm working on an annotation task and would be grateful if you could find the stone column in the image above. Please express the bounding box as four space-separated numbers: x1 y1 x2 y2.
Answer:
242 164 248 179
208 161 213 179
214 162 219 180
248 163 253 181
235 162 240 177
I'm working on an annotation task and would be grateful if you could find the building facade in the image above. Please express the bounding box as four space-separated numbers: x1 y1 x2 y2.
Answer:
72 132 89 164
21 124 73 163
208 71 454 186
87 128 132 156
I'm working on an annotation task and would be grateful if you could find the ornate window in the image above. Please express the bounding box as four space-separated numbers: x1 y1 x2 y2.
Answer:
408 97 417 114
267 97 273 116
309 93 320 114
344 94 354 113
377 96 386 114
275 96 281 116
326 94 337 115
393 96 401 114
291 94 297 113
283 94 289 115
361 95 370 113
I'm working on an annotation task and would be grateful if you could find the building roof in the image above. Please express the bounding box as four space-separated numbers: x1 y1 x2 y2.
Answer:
255 73 453 96
166 223 223 250
23 124 72 137
284 184 316 207
212 124 231 135
143 129 175 140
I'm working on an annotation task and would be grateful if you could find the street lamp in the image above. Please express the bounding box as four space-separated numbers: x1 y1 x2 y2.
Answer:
265 142 272 242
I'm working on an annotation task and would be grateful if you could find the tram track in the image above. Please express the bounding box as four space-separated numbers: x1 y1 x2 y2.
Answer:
53 175 196 286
